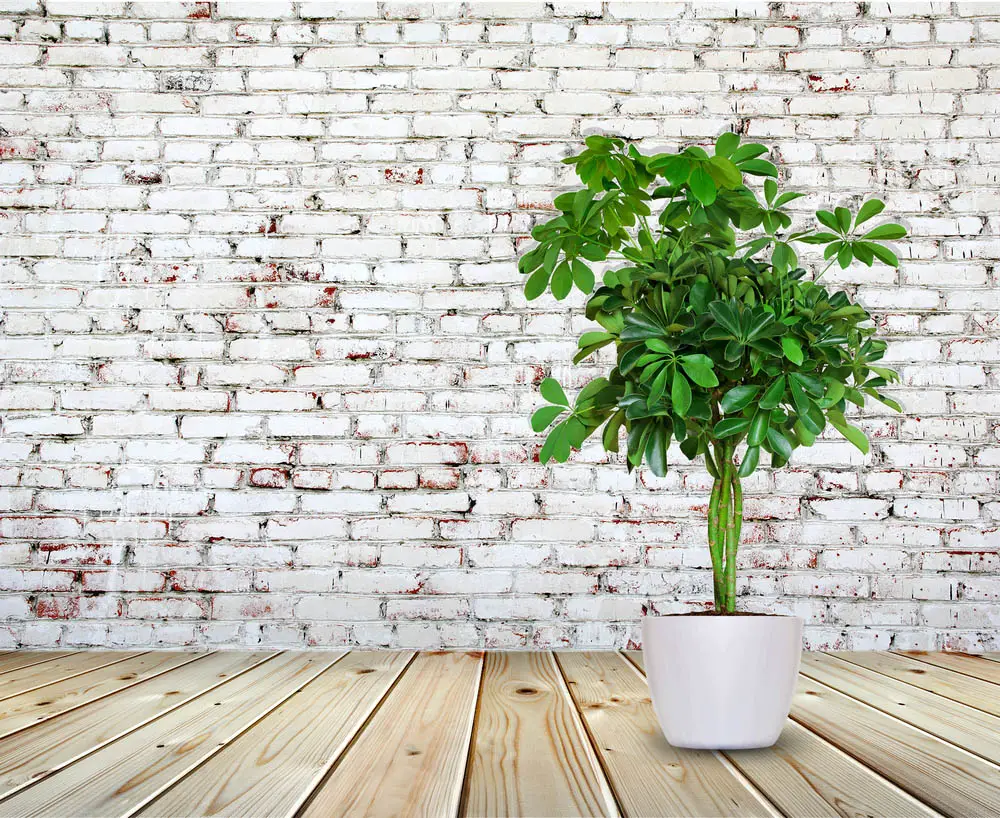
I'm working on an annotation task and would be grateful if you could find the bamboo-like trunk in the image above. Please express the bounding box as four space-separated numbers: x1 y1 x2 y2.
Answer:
708 445 743 614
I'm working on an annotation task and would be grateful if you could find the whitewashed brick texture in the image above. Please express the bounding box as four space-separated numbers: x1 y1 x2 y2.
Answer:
0 1 998 651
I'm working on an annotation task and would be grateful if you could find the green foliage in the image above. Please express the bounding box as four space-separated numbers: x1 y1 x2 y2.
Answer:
522 133 904 479
522 133 905 613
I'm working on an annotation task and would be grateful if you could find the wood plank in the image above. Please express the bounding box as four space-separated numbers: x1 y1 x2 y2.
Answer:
801 652 1000 765
137 651 413 818
300 650 484 818
901 651 1000 684
834 651 1000 718
0 651 272 799
0 651 141 700
625 651 937 817
0 651 203 739
0 652 71 676
792 673 1000 816
0 651 341 817
462 652 616 818
725 720 940 818
556 652 775 818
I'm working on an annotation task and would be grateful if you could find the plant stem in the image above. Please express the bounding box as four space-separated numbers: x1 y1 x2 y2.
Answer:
725 459 743 613
707 477 723 609
717 454 732 612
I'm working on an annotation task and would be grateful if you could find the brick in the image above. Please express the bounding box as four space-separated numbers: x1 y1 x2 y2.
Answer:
0 1 993 651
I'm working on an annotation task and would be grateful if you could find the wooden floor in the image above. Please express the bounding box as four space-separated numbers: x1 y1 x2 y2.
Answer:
0 652 997 817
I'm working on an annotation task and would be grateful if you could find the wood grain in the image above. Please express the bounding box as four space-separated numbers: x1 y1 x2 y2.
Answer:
0 651 201 739
625 651 936 818
137 651 412 818
0 652 340 817
300 650 484 818
792 673 1000 816
834 650 1000 718
556 652 775 818
0 653 70 677
801 652 1000 765
462 651 616 818
901 651 1000 684
0 651 271 799
725 720 939 818
0 651 141 701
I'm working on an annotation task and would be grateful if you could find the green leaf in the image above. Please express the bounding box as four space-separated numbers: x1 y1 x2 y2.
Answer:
737 445 760 477
837 242 853 269
730 143 768 163
766 427 793 461
739 159 777 178
748 410 770 447
828 409 870 454
863 223 906 241
720 385 760 413
543 242 560 273
578 331 614 349
690 278 713 313
551 262 573 299
715 131 740 158
759 375 786 410
835 207 851 234
775 191 805 207
539 422 570 464
781 336 804 365
524 267 550 300
707 155 742 188
571 259 595 293
531 404 565 432
855 199 885 228
648 364 670 404
679 355 719 388
708 300 742 338
689 164 717 205
602 408 625 452
671 369 692 416
645 422 669 477
540 377 569 407
816 210 841 234
865 242 899 268
872 391 902 412
714 417 751 438
518 246 544 274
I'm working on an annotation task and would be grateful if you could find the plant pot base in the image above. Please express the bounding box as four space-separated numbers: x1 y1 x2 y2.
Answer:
641 614 803 750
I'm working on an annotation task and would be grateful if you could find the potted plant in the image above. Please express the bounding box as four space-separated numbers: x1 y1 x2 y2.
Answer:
520 133 905 749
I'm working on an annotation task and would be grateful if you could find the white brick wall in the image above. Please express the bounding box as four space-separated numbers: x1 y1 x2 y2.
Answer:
0 1 998 651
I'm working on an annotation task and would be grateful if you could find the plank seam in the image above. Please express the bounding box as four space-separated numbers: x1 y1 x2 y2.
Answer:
827 652 1000 719
289 651 419 818
899 651 1000 682
547 651 622 818
794 673 1000 772
618 651 783 818
0 651 215 741
0 651 282 804
773 717 948 818
449 651 485 818
552 652 628 818
0 652 72 678
0 651 148 703
456 649 489 818
120 651 352 818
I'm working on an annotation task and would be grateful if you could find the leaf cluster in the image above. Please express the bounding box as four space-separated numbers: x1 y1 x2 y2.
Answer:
524 133 905 477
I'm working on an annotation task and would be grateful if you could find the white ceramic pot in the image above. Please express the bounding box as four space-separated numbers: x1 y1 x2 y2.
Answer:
640 614 803 750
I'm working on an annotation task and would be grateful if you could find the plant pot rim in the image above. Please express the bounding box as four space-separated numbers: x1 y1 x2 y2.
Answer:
641 612 801 618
